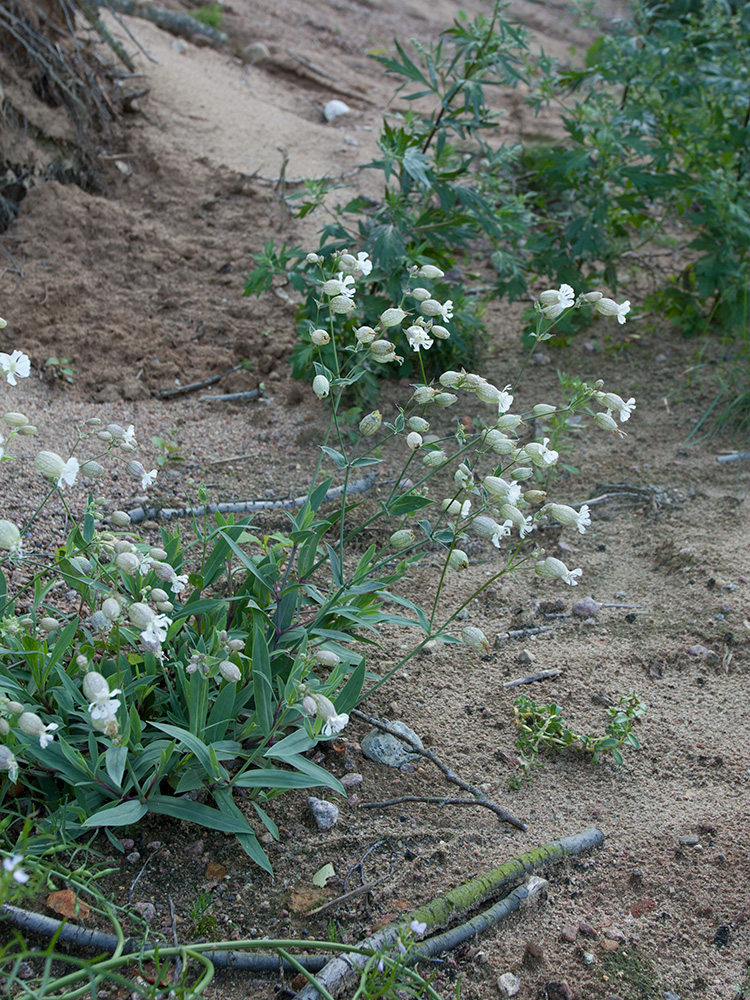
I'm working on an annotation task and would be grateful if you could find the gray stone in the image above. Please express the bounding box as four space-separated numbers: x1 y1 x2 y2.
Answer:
571 596 601 618
498 972 520 996
308 797 339 831
341 772 363 788
678 834 700 847
361 722 423 768
664 993 681 1000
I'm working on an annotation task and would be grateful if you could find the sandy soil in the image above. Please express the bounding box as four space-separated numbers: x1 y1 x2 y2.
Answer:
1 1 749 999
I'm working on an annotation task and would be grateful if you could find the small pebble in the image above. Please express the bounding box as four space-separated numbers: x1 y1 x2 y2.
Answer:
133 901 156 922
678 834 700 847
16 961 35 980
308 797 339 831
126 851 141 864
582 951 596 966
324 99 350 122
664 993 681 1000
456 608 469 620
184 839 204 858
341 772 362 788
497 972 520 997
522 940 545 968
121 839 135 851
601 938 620 952
544 982 574 1000
571 596 600 618
557 541 574 554
517 649 536 665
560 924 578 943
579 921 597 938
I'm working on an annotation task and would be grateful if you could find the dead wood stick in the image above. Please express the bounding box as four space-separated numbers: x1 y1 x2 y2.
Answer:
293 827 605 1000
717 452 750 463
305 878 386 917
498 625 556 640
200 389 262 402
155 364 245 399
127 472 378 522
350 709 526 831
359 795 514 812
104 0 228 44
503 668 562 689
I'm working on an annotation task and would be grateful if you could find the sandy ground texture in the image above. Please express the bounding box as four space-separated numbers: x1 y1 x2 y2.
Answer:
1 1 749 999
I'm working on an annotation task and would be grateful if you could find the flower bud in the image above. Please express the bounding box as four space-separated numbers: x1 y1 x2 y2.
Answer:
370 339 395 357
107 424 127 439
152 561 176 583
79 460 104 479
482 429 514 455
39 617 60 632
97 430 113 442
431 324 450 340
34 451 65 481
594 411 621 433
69 555 93 575
580 291 602 302
355 326 377 344
419 298 443 317
0 718 9 736
90 611 111 632
390 529 415 551
417 264 444 280
91 713 119 736
412 385 436 404
379 308 407 328
407 416 430 433
441 498 470 517
447 549 469 571
6 701 24 715
330 294 355 314
306 252 321 264
422 450 448 468
18 712 45 737
155 601 173 613
532 403 557 417
359 410 382 436
115 552 140 574
461 626 490 653
219 660 242 683
310 328 330 346
511 467 533 480
17 424 37 436
410 287 431 302
102 598 120 621
434 392 458 408
524 490 547 504
83 671 110 703
3 412 28 427
150 588 170 603
439 370 461 388
475 383 503 405
110 511 131 527
128 602 155 628
406 431 423 450
314 648 341 668
0 520 22 553
228 638 245 652
149 547 168 561
495 413 522 432
313 375 330 399
126 460 146 480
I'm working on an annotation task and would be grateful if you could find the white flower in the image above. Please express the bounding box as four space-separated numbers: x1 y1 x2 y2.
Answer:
0 745 19 783
127 460 157 489
301 690 349 736
18 711 59 749
142 613 170 645
535 556 583 586
0 349 31 386
471 515 511 548
123 425 137 446
83 672 122 720
3 854 29 884
34 451 79 488
483 475 517 500
171 573 189 595
539 284 575 318
595 297 631 324
498 504 534 538
595 391 636 422
354 252 372 276
406 326 433 352
321 272 356 299
0 520 22 556
410 919 428 936
420 298 453 321
546 503 591 534
441 498 471 518
523 438 559 467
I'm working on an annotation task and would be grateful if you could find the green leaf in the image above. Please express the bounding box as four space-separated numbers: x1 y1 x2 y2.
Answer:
312 863 335 888
147 795 255 835
264 729 316 759
252 613 274 736
149 722 222 779
320 446 348 469
233 768 334 790
83 800 148 828
213 789 272 872
334 660 366 715
105 746 128 789
386 495 434 516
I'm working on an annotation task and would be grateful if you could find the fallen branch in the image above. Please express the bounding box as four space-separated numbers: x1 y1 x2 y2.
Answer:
351 709 526 831
293 827 605 1000
497 626 556 641
503 668 562 689
155 364 245 399
127 472 378 523
200 389 262 403
717 452 750 463
103 0 228 45
358 795 517 813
